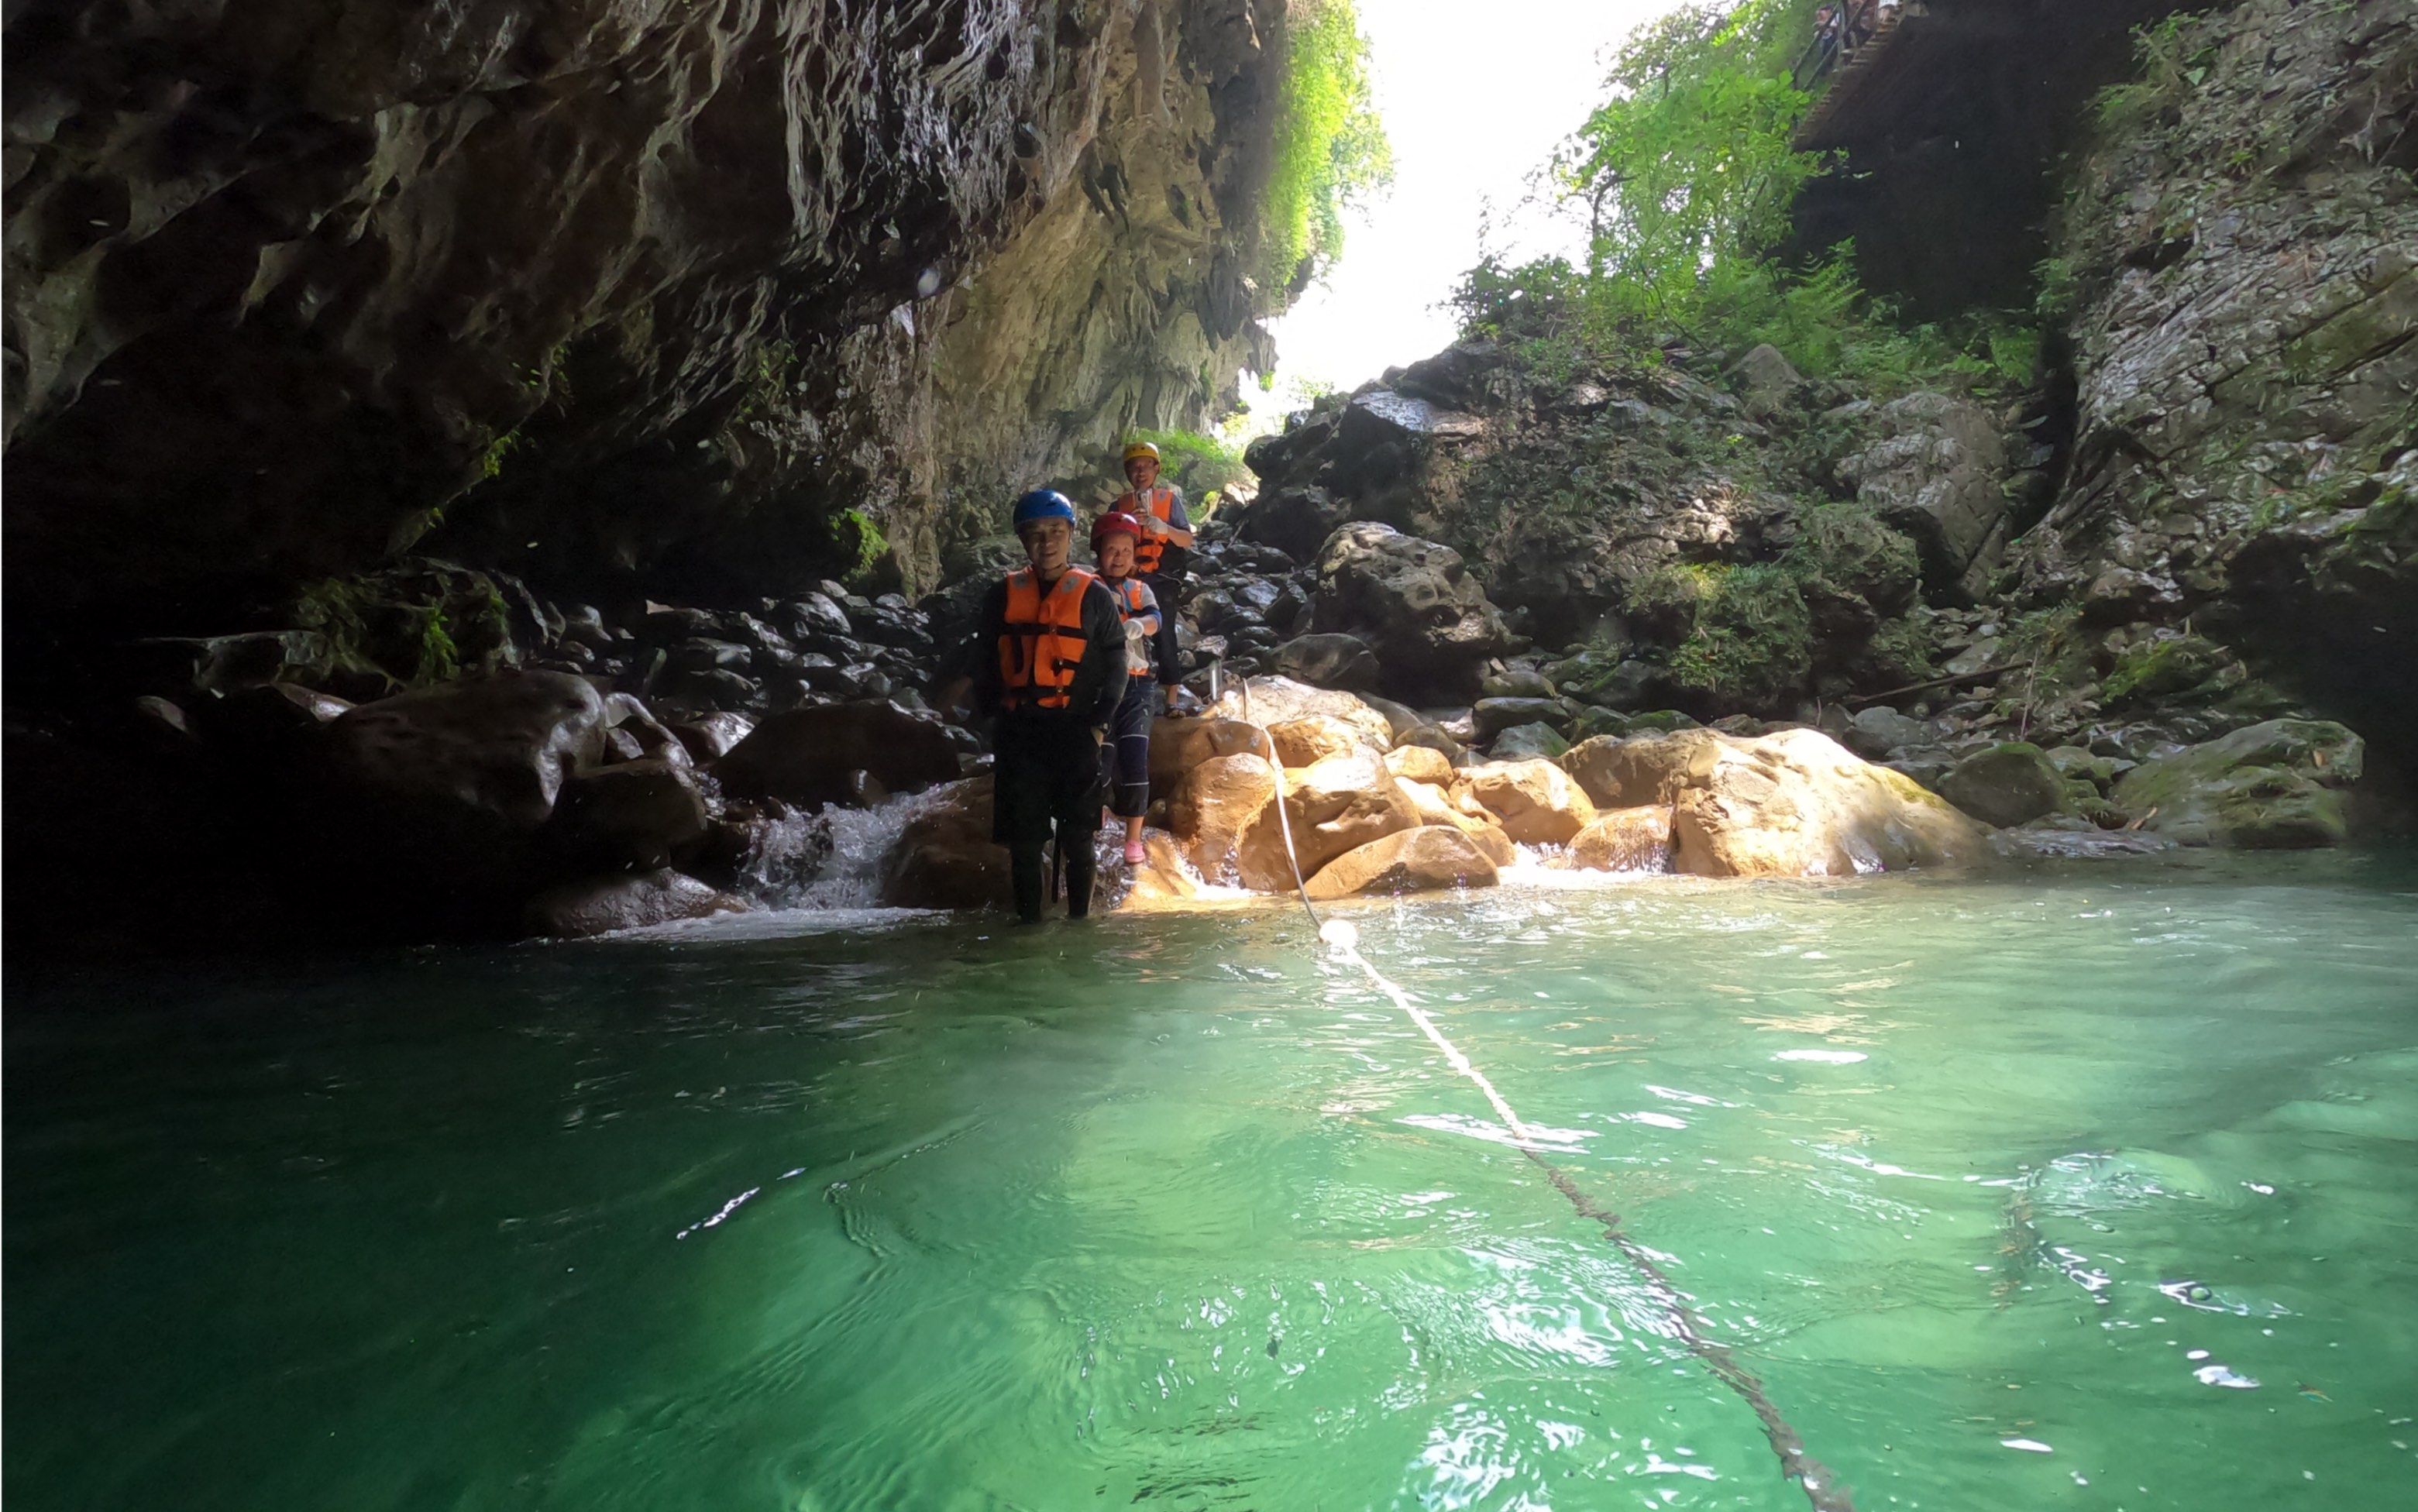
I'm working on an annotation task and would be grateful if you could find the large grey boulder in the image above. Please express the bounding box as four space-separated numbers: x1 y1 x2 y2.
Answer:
1730 343 1804 418
1312 522 1515 701
1842 391 2010 587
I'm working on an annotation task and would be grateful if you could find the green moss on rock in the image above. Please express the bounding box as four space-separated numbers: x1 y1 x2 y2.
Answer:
2114 718 2364 848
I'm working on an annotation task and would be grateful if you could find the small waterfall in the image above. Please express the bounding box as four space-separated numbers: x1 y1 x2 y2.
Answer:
734 786 955 912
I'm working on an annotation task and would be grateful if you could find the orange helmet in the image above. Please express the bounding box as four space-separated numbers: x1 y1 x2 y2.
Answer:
1090 510 1144 552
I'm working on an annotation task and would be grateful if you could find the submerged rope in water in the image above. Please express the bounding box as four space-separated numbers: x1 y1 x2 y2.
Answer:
1319 918 1855 1512
1229 679 1852 1509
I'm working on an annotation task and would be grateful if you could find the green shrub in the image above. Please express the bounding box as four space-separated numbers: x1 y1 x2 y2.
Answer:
1263 0 1392 290
836 508 888 586
1628 559 1813 703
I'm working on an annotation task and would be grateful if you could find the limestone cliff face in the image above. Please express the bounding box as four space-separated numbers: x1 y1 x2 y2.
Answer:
3 0 1286 624
2017 0 2416 751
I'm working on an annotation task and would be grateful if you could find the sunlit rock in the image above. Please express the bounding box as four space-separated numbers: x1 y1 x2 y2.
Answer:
1303 825 1500 901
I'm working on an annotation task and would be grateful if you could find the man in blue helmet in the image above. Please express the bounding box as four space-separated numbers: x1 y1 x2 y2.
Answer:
937 490 1130 922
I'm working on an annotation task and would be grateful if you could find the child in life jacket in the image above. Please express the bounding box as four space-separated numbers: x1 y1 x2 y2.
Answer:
1088 510 1185 864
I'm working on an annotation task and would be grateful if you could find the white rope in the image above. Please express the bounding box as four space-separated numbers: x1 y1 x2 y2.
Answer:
1222 677 1852 1510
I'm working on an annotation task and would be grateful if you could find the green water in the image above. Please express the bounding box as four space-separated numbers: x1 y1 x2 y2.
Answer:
9 854 2418 1511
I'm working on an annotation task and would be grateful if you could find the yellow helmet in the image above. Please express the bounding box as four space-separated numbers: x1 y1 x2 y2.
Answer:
1122 441 1161 465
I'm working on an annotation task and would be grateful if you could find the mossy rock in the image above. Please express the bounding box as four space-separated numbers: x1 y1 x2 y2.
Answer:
1629 561 1812 709
1937 742 2070 828
2102 634 2232 706
293 560 518 692
2114 719 2364 849
1787 503 1920 617
1491 721 1571 761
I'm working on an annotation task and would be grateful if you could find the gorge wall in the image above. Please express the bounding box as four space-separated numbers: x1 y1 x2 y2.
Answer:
4 0 1287 634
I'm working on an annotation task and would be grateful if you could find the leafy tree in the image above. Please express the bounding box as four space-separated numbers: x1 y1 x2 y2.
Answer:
1264 0 1393 292
1554 0 1821 329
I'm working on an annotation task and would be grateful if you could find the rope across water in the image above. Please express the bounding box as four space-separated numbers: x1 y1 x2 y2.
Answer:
1234 680 1856 1511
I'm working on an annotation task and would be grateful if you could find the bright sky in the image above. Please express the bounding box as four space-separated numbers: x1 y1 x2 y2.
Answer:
1251 0 1686 405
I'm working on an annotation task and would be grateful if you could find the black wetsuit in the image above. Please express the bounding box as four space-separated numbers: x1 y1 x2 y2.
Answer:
958 571 1129 919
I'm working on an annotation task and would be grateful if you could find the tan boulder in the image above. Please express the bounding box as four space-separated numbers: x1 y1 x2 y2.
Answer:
1398 778 1517 866
1167 752 1279 882
1667 728 1987 877
1569 806 1673 872
1304 826 1501 900
1149 716 1266 798
880 777 1012 908
1237 751 1418 890
1382 744 1456 786
1458 758 1598 845
1267 714 1374 768
1211 675 1394 751
1112 833 1202 912
1563 729 1722 809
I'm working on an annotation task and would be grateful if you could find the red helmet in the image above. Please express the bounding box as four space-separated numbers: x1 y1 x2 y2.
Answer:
1090 510 1144 552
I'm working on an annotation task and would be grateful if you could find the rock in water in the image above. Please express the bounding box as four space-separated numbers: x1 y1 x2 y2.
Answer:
1458 759 1598 846
1149 717 1268 799
714 701 958 809
1168 753 1279 882
2114 719 2364 848
1569 807 1673 872
542 759 711 871
320 671 610 916
1563 731 1721 809
1304 826 1500 900
527 870 745 938
1668 729 1986 877
1237 752 1419 890
1938 743 2071 829
880 778 1012 909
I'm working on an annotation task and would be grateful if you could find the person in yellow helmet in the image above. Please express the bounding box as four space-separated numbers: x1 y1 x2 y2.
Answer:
1113 440 1195 584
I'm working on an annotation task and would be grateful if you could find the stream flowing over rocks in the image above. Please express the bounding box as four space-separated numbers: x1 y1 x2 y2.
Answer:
3 0 2411 947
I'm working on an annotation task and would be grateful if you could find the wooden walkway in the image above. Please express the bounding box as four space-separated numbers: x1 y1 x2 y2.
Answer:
1793 3 1918 152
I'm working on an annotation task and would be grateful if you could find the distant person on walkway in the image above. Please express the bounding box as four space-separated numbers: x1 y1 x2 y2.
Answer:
1113 441 1195 588
1087 510 1183 866
1814 3 1842 71
1845 0 1878 51
937 490 1128 922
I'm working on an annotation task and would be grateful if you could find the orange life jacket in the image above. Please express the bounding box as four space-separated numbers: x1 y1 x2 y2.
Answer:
1106 576 1158 675
1116 485 1183 576
997 566 1098 711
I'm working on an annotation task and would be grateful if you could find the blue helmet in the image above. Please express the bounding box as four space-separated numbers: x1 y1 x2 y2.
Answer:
1010 488 1076 528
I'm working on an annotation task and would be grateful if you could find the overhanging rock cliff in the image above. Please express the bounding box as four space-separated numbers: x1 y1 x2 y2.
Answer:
5 0 1288 628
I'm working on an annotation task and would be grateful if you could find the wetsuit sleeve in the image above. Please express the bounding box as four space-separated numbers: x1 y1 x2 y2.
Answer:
1076 580 1130 727
961 580 1010 716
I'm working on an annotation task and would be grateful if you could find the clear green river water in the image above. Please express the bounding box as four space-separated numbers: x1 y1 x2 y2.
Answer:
9 851 2418 1511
